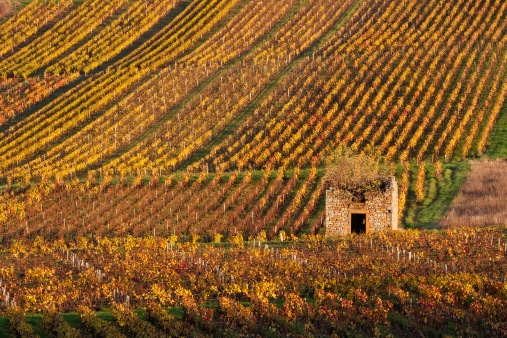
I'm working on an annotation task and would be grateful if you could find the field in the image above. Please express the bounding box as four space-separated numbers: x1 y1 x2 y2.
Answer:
0 228 506 336
441 159 507 228
0 0 506 335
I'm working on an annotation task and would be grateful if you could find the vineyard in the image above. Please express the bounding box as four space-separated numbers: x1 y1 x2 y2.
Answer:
0 0 506 334
0 228 505 336
0 0 504 239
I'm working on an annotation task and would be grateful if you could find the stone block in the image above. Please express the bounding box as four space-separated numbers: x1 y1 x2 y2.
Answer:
326 177 398 236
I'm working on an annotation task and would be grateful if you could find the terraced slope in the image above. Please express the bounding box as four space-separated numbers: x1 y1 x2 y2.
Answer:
0 0 506 240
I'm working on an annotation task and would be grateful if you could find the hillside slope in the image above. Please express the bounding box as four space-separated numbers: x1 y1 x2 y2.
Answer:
0 0 506 240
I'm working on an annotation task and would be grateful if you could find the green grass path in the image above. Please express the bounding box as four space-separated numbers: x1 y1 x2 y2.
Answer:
403 161 470 229
487 103 507 159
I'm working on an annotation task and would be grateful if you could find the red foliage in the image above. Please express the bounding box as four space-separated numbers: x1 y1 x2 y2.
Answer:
0 2 12 19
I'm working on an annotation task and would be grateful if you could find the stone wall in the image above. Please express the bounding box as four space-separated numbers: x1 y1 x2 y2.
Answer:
325 189 358 236
325 177 398 236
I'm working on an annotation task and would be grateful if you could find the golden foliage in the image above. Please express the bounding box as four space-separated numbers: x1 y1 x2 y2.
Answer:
325 146 393 195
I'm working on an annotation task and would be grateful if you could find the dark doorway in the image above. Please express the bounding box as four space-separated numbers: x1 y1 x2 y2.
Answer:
351 213 366 234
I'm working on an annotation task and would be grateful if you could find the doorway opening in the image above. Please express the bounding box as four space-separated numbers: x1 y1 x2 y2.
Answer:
351 213 366 234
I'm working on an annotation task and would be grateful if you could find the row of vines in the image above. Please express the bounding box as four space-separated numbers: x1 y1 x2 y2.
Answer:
0 0 506 237
0 227 506 336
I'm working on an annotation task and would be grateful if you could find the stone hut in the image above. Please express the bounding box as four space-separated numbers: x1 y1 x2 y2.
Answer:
325 177 398 236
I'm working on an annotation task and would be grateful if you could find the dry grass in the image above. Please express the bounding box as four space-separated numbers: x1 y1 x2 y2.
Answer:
440 159 507 228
